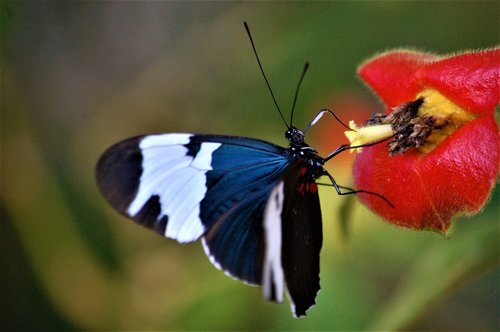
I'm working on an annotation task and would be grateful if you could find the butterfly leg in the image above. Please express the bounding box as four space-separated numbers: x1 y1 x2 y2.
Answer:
303 109 351 133
322 170 394 208
323 132 396 163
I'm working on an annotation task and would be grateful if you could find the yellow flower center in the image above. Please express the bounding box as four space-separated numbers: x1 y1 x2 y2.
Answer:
416 88 476 153
344 88 476 154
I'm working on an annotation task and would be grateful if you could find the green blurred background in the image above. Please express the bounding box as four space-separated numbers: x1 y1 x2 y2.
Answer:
1 1 498 330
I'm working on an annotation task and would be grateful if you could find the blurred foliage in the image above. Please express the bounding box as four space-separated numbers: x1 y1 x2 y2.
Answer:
370 187 500 331
1 1 499 330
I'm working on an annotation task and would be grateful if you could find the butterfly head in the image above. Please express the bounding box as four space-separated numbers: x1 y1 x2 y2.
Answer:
285 126 306 147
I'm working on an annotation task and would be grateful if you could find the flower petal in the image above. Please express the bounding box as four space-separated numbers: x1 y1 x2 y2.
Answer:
358 51 436 108
417 48 500 115
353 116 499 232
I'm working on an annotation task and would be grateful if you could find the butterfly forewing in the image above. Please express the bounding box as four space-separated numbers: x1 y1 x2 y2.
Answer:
96 133 291 282
97 134 209 239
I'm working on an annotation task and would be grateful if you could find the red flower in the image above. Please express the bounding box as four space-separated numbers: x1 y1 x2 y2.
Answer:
350 48 500 233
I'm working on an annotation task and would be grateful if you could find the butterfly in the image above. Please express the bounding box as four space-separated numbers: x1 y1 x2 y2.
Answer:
96 22 390 318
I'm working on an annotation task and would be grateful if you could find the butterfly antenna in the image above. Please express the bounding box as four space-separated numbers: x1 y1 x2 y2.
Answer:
244 22 289 129
290 62 309 127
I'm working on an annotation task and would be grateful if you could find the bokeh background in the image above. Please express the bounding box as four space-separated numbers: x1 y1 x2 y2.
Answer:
1 1 499 330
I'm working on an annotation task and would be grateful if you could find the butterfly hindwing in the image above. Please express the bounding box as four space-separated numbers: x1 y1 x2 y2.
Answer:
262 181 286 301
262 162 323 317
194 136 291 283
202 187 270 284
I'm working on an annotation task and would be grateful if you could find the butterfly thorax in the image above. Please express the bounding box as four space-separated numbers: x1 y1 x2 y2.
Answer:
286 126 325 181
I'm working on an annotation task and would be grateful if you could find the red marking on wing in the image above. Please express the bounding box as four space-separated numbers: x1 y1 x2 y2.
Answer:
308 182 318 193
295 167 318 194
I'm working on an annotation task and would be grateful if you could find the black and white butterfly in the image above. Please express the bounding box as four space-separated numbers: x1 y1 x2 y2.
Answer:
96 23 390 318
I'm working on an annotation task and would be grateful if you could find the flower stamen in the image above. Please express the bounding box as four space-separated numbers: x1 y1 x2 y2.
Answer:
344 121 393 153
344 93 472 155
